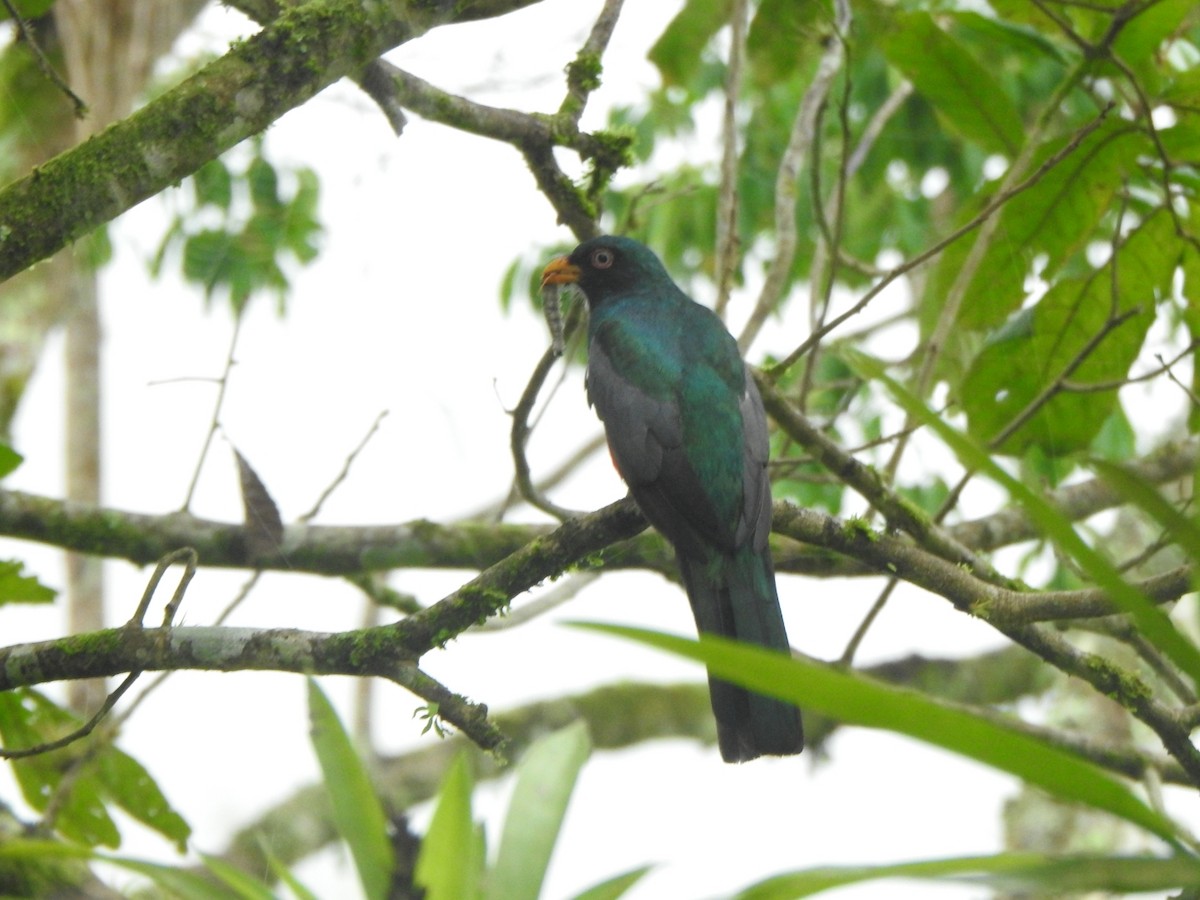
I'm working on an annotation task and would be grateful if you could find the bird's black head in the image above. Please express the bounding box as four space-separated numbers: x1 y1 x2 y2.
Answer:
541 235 672 308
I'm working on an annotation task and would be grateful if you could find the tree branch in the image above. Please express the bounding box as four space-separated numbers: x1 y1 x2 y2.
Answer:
0 0 547 283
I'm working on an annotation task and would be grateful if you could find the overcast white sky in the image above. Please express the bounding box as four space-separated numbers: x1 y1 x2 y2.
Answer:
3 1 1181 898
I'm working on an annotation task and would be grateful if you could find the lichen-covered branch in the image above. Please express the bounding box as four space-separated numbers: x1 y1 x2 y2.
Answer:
0 0 545 282
0 429 1193 581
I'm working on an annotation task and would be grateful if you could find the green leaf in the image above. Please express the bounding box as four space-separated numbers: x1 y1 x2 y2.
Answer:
736 852 1200 899
881 10 1024 155
489 721 591 900
307 678 395 900
1111 0 1196 67
260 839 320 900
248 156 280 209
849 349 1200 690
199 854 277 900
746 0 828 86
0 690 188 849
0 559 55 605
926 119 1147 339
194 159 233 210
416 752 484 900
648 0 732 87
97 746 191 852
960 209 1175 456
569 865 654 900
574 623 1183 847
0 0 55 21
0 443 21 478
181 229 236 294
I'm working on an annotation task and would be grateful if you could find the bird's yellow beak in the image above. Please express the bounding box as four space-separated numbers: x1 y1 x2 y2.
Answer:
541 255 581 288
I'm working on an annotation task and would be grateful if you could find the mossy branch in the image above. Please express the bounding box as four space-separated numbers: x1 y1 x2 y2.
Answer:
0 0 545 283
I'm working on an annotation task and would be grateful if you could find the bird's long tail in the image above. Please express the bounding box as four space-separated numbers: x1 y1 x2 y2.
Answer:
678 547 804 762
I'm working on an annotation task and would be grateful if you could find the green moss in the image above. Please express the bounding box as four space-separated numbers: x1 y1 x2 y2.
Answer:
566 52 603 93
843 516 879 542
55 629 124 657
343 626 406 669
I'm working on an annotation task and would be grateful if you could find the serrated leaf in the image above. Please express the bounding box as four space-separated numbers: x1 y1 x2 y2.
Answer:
882 11 1024 155
0 559 55 605
575 622 1182 847
307 679 395 900
736 852 1200 899
490 721 591 900
416 751 484 900
648 0 732 87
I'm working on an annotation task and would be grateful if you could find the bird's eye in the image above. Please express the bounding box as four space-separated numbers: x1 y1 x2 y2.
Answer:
591 248 614 269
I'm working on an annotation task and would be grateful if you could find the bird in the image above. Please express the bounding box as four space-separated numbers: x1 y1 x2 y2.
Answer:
541 235 804 762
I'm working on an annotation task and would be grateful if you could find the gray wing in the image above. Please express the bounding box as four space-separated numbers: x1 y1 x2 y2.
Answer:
586 336 752 558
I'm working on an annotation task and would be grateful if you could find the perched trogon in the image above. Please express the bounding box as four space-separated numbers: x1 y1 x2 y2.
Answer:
542 235 804 762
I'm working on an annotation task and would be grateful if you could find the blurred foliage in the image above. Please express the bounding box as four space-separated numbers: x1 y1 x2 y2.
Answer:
151 136 322 314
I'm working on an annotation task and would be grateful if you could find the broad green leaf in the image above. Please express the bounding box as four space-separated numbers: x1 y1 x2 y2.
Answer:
0 690 189 850
199 853 277 900
736 852 1200 899
490 721 591 900
575 623 1182 847
0 559 55 605
961 209 1175 456
746 0 828 86
570 865 654 900
850 350 1200 688
881 11 1024 155
416 751 484 900
648 0 732 87
307 678 394 900
1111 0 1196 68
926 119 1147 339
96 743 190 852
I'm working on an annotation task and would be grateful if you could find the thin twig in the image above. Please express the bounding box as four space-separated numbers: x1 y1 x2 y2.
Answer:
300 409 389 522
181 315 242 512
1 0 88 117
